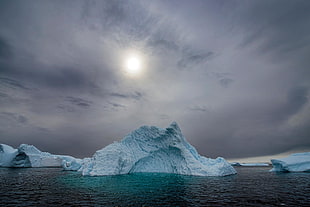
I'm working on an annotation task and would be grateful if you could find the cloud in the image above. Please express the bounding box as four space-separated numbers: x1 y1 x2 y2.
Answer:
238 0 310 56
177 50 213 69
65 96 93 108
109 91 143 100
0 77 29 90
219 78 234 88
108 102 125 108
188 105 208 112
0 112 28 126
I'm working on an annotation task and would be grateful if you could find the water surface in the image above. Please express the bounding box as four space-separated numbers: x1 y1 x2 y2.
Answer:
0 167 309 206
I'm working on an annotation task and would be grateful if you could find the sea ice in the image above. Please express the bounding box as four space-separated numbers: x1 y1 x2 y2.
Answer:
270 152 310 172
79 122 236 176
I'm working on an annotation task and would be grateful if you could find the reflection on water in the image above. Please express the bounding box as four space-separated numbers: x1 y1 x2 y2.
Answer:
0 167 309 206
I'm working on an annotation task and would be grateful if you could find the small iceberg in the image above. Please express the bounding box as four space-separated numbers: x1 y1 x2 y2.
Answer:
79 122 236 176
0 143 82 169
270 152 310 172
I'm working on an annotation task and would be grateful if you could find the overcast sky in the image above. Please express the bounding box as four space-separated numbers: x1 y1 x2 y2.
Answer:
0 0 309 159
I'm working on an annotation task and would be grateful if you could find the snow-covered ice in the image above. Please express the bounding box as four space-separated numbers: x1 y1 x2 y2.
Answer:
270 152 310 172
79 122 236 176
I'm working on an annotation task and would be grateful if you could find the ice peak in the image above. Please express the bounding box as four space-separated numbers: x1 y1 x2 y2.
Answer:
168 121 181 133
18 144 42 154
0 144 16 153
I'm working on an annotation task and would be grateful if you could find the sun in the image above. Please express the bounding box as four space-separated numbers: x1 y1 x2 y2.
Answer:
124 55 142 76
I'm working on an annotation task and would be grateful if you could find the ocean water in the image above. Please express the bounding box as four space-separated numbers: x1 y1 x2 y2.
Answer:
0 167 309 206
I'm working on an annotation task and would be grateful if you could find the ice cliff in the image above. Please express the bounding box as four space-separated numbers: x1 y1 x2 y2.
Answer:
79 122 236 176
270 152 310 172
0 143 81 169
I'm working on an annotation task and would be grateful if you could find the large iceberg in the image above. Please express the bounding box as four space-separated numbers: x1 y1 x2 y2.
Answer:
79 122 236 176
270 152 310 172
0 143 82 169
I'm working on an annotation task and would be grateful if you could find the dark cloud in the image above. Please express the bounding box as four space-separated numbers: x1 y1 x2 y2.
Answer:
0 77 29 90
219 78 234 88
65 96 93 108
109 91 143 100
188 106 208 112
177 50 213 69
108 102 125 108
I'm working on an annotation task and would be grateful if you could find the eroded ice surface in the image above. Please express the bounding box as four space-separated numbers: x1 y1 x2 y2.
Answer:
270 152 310 172
80 122 236 176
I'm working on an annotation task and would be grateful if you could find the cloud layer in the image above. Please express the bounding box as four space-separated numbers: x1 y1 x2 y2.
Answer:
0 0 309 158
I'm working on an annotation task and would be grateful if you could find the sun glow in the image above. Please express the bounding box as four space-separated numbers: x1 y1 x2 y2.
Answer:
124 55 142 76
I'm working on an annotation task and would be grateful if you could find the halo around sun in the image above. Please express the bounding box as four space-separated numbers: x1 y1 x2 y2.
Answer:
123 53 143 77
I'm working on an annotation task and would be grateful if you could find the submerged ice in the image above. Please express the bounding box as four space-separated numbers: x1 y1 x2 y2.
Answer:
80 122 236 176
270 152 310 172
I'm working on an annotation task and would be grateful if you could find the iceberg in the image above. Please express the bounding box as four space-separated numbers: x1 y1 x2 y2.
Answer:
270 152 310 172
79 122 236 176
230 162 269 167
239 163 269 167
0 143 82 169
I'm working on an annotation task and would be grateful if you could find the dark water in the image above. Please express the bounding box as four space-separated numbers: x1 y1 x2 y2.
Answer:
0 167 309 206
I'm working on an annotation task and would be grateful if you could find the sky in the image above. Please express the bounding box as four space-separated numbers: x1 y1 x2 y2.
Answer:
0 0 309 159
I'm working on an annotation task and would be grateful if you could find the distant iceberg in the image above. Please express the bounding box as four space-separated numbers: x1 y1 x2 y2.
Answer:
79 122 236 176
270 152 310 172
0 143 82 169
230 162 269 167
